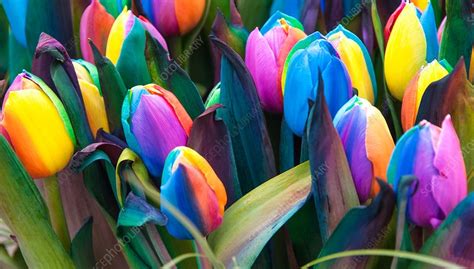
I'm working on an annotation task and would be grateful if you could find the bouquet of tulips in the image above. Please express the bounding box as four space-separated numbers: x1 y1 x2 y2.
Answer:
0 0 473 268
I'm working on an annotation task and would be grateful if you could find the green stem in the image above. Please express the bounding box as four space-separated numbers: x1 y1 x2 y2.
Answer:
168 36 183 64
302 249 462 269
43 175 70 251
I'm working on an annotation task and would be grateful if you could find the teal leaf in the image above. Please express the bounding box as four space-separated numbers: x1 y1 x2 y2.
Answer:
307 74 359 241
210 35 277 194
71 218 95 269
315 180 395 269
118 193 167 227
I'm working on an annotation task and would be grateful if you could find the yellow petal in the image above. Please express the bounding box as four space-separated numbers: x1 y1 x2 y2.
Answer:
78 79 110 137
384 3 427 100
2 89 74 178
328 32 374 103
470 46 474 82
106 8 129 65
415 60 449 111
411 0 429 11
73 62 94 84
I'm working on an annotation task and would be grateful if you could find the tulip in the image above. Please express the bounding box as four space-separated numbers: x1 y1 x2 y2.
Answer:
141 0 205 36
161 146 227 239
387 115 467 228
283 34 352 136
384 3 428 100
122 84 192 177
401 59 449 131
0 72 76 178
72 60 110 137
106 8 167 88
327 25 377 104
245 12 306 113
334 96 394 203
80 0 114 63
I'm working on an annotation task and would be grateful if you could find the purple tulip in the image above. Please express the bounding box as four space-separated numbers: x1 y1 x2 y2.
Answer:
388 115 467 228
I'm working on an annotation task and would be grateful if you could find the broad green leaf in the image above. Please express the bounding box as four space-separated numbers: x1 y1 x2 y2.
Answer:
237 0 273 30
314 181 395 269
90 41 128 137
307 74 360 241
409 194 474 268
144 32 205 119
210 35 277 194
0 136 74 269
71 218 95 269
207 161 312 267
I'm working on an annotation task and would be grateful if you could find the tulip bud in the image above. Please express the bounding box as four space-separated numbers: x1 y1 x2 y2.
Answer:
80 0 114 63
283 35 352 136
122 84 192 177
388 115 467 228
401 59 449 131
141 0 205 36
245 12 306 113
1 72 76 178
327 25 377 104
384 3 427 100
334 96 394 203
72 60 110 137
161 146 227 239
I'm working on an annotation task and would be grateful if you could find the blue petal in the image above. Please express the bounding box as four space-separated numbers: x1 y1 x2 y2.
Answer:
118 192 167 227
420 2 439 62
260 11 304 34
3 0 28 47
270 0 305 20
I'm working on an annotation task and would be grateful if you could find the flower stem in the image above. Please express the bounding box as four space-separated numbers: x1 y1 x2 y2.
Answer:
43 174 70 251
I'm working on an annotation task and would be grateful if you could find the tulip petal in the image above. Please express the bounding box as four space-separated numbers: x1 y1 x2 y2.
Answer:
420 2 439 62
78 79 110 137
384 3 427 100
80 0 114 63
142 0 179 36
174 0 205 35
118 192 167 227
2 0 27 47
432 115 468 218
106 9 128 65
260 11 304 34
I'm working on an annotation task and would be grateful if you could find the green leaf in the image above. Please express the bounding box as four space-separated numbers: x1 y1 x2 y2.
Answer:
0 136 75 269
144 32 205 119
71 218 95 269
90 40 128 137
409 194 474 268
439 0 473 72
314 181 395 269
207 161 312 267
210 35 277 194
307 74 360 242
0 5 8 76
237 0 273 30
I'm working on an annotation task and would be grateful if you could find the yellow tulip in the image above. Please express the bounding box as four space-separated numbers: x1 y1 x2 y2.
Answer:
73 61 110 137
385 3 427 100
1 73 75 178
401 60 449 130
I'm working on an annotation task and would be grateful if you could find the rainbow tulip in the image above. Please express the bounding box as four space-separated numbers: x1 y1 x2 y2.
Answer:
80 0 114 63
334 96 394 203
141 0 205 36
122 84 192 177
385 2 439 100
283 34 352 136
0 72 76 178
245 12 306 113
161 146 227 239
401 59 450 131
327 25 377 104
388 115 467 228
72 60 110 137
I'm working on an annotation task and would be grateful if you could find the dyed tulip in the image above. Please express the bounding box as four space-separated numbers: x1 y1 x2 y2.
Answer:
387 115 467 228
401 59 449 131
334 96 394 203
80 0 114 63
141 0 205 36
0 72 76 178
245 12 306 113
72 60 110 137
122 84 192 177
161 146 227 239
327 25 377 104
283 34 352 136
